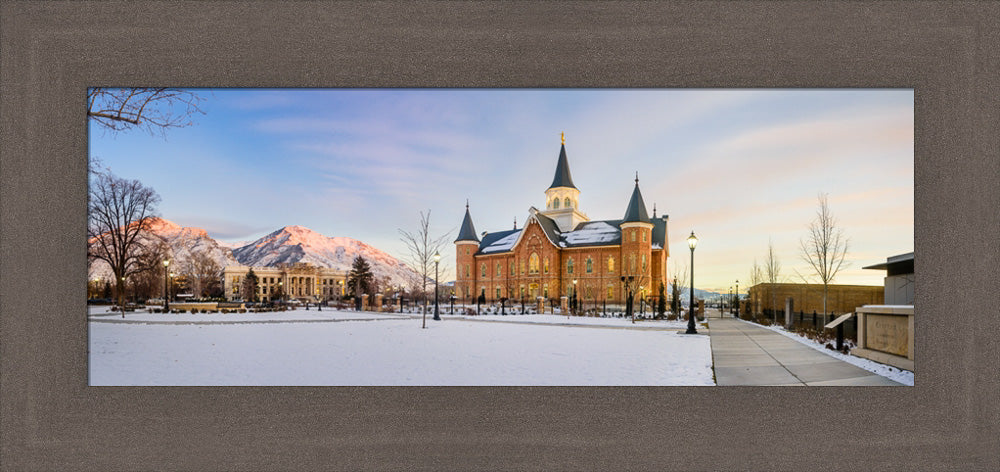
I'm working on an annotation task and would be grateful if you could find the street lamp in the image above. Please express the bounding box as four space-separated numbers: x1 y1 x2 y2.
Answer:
686 231 698 334
735 279 739 320
728 286 732 316
571 279 577 319
432 251 441 322
162 259 170 312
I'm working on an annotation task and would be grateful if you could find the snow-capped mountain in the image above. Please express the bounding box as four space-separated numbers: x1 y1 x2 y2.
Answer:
88 220 421 288
232 225 419 287
147 218 239 268
88 218 238 280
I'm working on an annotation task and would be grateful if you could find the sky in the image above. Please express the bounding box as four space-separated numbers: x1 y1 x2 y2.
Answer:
89 89 913 292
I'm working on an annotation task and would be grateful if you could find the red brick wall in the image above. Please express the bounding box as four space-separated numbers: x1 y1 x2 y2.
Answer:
465 218 668 305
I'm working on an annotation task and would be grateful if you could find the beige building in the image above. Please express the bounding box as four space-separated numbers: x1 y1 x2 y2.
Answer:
747 283 883 315
223 262 347 302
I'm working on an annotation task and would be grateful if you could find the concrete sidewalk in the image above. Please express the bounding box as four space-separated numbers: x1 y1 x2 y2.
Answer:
708 316 902 386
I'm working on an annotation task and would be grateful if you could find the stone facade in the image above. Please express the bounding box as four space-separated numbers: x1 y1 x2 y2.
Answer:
223 262 347 302
747 282 883 315
454 138 669 306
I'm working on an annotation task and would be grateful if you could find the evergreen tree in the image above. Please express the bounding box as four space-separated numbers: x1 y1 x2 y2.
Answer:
347 256 375 296
240 268 259 302
657 282 667 317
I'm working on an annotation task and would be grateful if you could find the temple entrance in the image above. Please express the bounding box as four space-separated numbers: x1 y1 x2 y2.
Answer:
529 283 539 298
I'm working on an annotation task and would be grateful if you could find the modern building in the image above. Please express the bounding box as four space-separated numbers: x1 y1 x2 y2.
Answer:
863 252 914 305
453 135 669 306
222 262 347 302
747 283 883 315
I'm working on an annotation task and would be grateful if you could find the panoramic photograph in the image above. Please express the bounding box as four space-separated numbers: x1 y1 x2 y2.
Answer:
87 88 914 386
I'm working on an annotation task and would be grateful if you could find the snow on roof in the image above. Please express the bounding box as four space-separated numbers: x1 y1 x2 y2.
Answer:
480 230 522 254
561 221 620 246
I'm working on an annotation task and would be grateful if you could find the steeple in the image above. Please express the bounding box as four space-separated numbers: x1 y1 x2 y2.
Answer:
622 175 651 223
455 201 480 243
548 136 577 190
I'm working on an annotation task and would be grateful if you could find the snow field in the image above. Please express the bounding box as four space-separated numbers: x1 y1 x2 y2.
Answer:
89 312 714 386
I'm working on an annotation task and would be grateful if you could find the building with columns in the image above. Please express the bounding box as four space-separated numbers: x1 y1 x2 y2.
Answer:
454 135 669 306
223 262 347 302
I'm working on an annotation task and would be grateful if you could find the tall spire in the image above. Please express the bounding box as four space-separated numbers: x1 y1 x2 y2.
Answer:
622 178 651 223
548 135 577 190
455 202 480 243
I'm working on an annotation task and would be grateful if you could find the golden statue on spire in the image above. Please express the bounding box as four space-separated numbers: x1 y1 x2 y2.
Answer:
561 132 565 145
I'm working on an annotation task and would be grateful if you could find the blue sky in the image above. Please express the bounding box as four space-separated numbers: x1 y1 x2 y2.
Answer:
89 89 913 291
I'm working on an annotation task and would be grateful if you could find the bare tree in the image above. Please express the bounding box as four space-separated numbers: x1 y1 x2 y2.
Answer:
670 262 687 318
88 166 161 317
764 239 783 323
620 254 650 323
184 250 223 299
748 258 763 316
398 210 452 314
799 193 849 327
88 88 205 135
130 238 171 302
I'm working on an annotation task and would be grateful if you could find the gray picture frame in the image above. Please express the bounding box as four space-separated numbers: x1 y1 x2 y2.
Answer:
2 1 998 470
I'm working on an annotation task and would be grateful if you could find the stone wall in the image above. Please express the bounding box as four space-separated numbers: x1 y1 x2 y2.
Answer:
747 283 883 315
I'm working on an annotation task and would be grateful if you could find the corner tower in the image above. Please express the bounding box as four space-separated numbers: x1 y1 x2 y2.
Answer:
540 133 589 232
454 201 480 300
619 174 655 299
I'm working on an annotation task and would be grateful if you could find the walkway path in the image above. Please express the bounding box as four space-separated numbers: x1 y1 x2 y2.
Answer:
708 316 902 386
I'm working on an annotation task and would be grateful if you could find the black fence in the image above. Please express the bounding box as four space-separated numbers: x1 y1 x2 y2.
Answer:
745 308 858 341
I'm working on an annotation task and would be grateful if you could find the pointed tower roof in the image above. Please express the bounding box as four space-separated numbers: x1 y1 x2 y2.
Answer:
548 134 577 190
621 174 651 223
455 201 480 243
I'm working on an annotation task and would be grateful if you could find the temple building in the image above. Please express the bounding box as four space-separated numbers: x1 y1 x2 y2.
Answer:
454 134 669 306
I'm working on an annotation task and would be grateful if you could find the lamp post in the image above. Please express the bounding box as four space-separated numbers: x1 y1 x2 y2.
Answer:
162 259 170 312
728 287 732 317
432 251 441 322
571 279 577 318
686 231 698 334
735 279 739 320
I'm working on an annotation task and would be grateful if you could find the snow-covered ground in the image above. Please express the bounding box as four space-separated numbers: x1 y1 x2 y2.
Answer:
748 319 915 386
89 307 713 386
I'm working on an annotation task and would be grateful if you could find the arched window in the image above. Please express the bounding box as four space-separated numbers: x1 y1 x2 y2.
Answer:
642 230 646 242
553 199 560 209
567 258 574 274
510 261 515 276
464 264 470 278
607 284 614 299
529 253 539 274
586 257 593 273
544 257 549 273
631 230 636 242
543 284 549 298
629 254 636 273
496 262 502 277
481 263 486 278
642 254 647 271
564 197 571 208
608 256 615 272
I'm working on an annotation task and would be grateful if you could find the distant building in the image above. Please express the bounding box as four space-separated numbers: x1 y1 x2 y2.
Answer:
863 252 914 305
453 134 669 305
747 283 883 315
222 262 346 302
